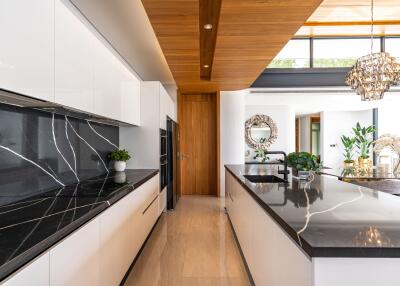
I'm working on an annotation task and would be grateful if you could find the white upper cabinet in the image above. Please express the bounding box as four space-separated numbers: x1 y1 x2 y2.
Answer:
54 0 95 113
120 65 141 125
93 40 122 121
0 0 54 101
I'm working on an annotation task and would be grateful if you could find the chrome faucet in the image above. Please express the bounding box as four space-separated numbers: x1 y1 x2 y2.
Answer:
265 151 289 181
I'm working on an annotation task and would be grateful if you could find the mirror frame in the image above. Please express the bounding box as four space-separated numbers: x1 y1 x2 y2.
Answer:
245 114 278 149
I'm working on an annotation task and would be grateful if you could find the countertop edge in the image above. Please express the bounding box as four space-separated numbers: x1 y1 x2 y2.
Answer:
0 169 159 282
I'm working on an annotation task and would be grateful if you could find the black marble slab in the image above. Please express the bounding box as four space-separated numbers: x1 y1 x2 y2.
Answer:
319 168 400 180
0 169 158 282
225 164 400 258
0 102 119 206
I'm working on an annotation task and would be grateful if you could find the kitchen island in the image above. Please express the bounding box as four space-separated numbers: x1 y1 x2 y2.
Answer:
225 164 400 286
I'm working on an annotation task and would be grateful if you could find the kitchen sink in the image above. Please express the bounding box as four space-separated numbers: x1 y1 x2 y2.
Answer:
243 175 287 183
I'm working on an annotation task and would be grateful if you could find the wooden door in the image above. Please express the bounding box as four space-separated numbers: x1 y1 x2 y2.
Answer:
179 94 217 196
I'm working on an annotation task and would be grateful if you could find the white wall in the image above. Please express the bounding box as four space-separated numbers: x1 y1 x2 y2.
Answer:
321 110 373 169
377 98 400 136
220 90 245 196
245 105 295 160
299 116 311 152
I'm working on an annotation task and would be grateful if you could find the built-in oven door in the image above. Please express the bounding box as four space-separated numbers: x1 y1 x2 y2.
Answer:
160 155 167 190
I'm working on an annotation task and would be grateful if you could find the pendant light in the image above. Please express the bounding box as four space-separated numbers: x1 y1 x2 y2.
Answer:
345 0 400 101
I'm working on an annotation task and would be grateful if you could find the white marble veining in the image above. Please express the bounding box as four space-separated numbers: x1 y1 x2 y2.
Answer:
0 145 65 187
66 117 109 173
65 116 77 173
52 113 80 182
87 120 119 150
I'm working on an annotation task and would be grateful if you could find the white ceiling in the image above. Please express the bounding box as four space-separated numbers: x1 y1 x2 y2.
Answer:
247 87 400 116
71 0 175 87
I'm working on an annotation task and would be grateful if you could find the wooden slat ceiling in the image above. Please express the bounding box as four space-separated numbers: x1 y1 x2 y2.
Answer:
141 0 323 92
297 0 400 36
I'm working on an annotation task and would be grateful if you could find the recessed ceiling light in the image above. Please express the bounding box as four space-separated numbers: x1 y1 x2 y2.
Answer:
203 24 213 30
203 64 209 68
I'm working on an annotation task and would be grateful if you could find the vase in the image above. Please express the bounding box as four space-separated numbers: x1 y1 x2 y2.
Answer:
292 168 311 180
114 161 126 172
358 157 371 171
394 157 400 174
114 171 127 183
344 161 355 168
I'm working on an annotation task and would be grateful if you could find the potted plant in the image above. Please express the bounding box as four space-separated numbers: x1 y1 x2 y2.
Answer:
108 149 131 172
352 122 376 169
286 152 321 180
341 135 356 168
253 148 269 163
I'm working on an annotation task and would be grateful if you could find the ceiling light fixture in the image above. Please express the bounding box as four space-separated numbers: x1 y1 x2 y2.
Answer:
203 64 209 68
345 0 400 101
203 24 213 30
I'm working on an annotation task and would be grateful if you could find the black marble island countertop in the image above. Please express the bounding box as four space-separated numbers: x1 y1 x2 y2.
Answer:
225 164 400 258
0 169 158 282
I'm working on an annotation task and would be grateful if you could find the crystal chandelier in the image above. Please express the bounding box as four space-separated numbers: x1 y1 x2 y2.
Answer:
345 0 400 101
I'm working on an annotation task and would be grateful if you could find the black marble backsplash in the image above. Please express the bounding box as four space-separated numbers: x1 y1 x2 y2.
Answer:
0 103 119 205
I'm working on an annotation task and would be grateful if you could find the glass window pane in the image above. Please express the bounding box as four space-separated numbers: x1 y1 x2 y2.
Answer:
313 38 381 67
385 38 400 60
268 39 310 68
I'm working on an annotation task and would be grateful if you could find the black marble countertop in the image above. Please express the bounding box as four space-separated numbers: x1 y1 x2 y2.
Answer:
319 168 400 180
0 169 158 282
226 164 400 258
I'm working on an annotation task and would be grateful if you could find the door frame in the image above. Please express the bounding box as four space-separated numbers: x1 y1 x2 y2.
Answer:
177 91 220 197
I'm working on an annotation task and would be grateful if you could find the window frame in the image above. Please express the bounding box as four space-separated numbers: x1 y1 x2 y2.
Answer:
268 36 399 70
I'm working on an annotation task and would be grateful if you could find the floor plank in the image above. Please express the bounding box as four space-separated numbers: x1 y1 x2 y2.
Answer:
124 196 250 286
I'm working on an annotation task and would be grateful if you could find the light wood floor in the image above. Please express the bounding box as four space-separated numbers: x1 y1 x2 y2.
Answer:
124 196 250 286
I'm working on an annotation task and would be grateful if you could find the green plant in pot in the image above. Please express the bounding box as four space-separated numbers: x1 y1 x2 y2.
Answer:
286 152 321 180
254 148 269 163
341 135 356 168
108 149 131 172
352 122 376 169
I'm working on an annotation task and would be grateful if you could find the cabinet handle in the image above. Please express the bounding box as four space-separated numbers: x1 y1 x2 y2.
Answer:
142 195 158 215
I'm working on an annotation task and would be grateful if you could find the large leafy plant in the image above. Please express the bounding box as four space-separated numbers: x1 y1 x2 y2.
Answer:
286 152 321 171
108 149 131 162
341 135 356 163
352 122 376 159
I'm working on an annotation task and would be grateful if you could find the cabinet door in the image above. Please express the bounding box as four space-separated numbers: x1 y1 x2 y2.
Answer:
93 40 121 121
159 85 167 129
1 253 49 286
49 218 100 286
99 190 141 286
0 0 54 101
120 65 140 125
159 187 167 214
54 0 94 113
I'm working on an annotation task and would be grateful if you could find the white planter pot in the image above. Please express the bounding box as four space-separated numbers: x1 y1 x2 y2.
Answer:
114 171 127 183
114 161 126 172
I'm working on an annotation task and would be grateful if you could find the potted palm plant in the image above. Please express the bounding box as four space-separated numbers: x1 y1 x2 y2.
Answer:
108 149 131 172
341 135 356 168
286 152 321 180
352 122 376 169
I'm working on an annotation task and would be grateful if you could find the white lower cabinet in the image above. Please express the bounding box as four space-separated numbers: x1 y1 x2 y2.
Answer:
99 174 159 286
49 218 100 286
1 253 50 286
99 190 141 286
1 175 160 286
159 187 167 214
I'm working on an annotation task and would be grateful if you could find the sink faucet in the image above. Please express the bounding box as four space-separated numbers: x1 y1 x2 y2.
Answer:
265 151 289 181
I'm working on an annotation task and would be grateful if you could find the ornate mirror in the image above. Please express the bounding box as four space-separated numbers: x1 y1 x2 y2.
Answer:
245 114 277 149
